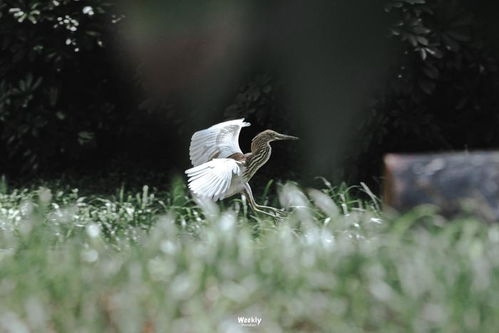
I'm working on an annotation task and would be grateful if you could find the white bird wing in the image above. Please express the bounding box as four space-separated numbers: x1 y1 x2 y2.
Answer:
185 158 242 201
189 118 250 167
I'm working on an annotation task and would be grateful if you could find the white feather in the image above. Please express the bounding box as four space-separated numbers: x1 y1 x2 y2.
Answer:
189 118 250 167
185 159 242 201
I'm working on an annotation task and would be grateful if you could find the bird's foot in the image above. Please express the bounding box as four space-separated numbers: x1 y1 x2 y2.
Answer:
257 205 287 218
253 208 277 218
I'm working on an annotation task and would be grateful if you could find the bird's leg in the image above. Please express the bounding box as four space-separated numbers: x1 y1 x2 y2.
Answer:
244 184 285 214
243 183 285 217
242 185 275 217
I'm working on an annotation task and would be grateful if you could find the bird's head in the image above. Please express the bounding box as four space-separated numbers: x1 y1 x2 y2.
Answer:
256 130 299 143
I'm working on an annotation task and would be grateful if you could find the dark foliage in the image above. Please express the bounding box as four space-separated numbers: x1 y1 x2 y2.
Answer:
0 0 131 174
350 0 499 185
2 0 499 188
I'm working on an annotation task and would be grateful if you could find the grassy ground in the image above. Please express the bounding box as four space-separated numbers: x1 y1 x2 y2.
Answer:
0 178 498 332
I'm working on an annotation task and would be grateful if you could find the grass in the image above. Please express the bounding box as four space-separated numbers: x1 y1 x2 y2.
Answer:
0 178 499 332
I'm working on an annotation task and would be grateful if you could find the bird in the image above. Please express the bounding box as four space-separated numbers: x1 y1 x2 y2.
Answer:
185 119 298 217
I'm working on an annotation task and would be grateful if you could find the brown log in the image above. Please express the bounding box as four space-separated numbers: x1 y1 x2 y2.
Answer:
384 152 499 221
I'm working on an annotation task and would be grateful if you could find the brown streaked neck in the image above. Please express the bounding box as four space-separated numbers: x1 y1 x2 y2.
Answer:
244 132 272 180
251 131 272 153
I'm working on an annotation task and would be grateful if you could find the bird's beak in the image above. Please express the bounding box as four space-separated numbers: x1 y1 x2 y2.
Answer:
276 133 299 141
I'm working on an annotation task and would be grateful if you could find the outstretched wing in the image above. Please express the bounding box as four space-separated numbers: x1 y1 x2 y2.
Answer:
189 118 250 167
185 158 241 201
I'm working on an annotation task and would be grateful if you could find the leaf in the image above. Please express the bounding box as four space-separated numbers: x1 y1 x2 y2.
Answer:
419 48 427 61
416 36 429 46
425 47 444 59
78 131 95 145
32 77 43 90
